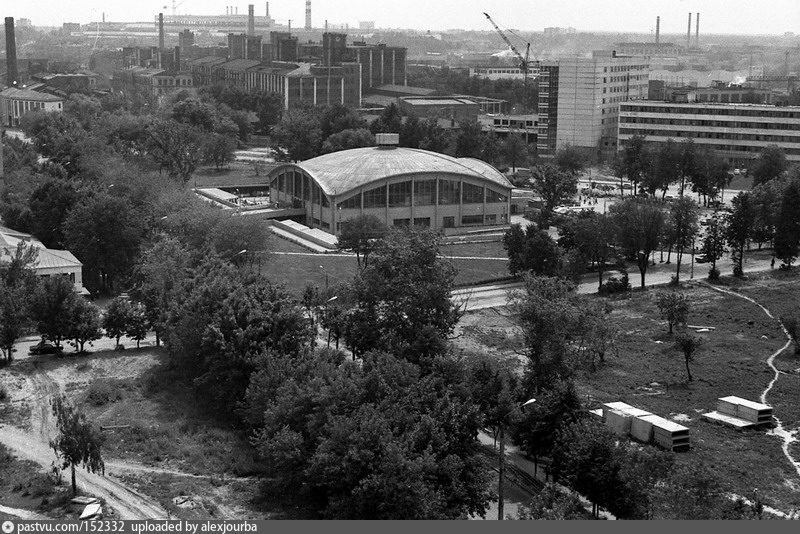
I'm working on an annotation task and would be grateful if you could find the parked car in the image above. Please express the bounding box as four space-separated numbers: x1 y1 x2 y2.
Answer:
29 340 63 356
695 255 709 264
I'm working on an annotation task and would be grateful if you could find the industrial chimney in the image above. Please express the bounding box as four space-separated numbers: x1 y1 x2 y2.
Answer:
158 13 165 50
5 17 19 87
655 16 660 45
686 12 692 50
695 13 700 49
235 7 239 15
248 4 255 35
305 0 312 30
265 2 271 26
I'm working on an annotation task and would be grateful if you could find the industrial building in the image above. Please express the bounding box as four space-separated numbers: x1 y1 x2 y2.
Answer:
398 96 481 123
618 100 800 165
537 51 649 154
266 133 512 234
0 88 64 127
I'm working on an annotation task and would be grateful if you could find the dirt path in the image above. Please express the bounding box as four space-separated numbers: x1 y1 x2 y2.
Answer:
699 282 800 479
0 361 169 520
0 504 50 520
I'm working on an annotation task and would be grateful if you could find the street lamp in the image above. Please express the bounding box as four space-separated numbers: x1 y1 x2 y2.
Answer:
498 398 536 521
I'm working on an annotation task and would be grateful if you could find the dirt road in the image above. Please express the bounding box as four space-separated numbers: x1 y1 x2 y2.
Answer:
0 356 169 520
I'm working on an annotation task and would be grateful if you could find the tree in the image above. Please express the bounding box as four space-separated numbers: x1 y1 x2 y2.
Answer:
342 228 461 363
668 196 700 282
455 119 484 158
50 395 105 496
751 145 788 187
609 198 665 288
652 463 735 519
782 314 800 355
642 138 681 199
337 215 388 269
0 280 28 362
126 301 149 349
516 484 587 520
202 133 236 170
249 352 492 519
502 224 561 277
691 148 730 206
614 134 650 196
63 193 145 293
322 128 375 153
319 103 366 139
655 291 689 334
531 164 579 217
28 179 85 249
553 145 586 176
66 298 102 353
567 212 619 292
674 331 702 381
500 133 530 174
146 119 207 182
678 139 700 197
773 178 800 269
103 296 132 348
369 103 403 134
701 214 727 279
724 192 756 276
31 276 76 348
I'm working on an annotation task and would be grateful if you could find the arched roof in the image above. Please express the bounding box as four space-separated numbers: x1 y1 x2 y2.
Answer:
286 146 512 197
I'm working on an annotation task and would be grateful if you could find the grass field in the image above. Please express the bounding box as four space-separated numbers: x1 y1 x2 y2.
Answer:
261 236 511 293
0 443 71 519
455 272 800 513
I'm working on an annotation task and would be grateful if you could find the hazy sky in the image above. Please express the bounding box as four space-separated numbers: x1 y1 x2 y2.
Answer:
8 0 800 35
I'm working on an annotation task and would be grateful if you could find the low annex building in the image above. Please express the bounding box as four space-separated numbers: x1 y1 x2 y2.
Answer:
267 134 512 235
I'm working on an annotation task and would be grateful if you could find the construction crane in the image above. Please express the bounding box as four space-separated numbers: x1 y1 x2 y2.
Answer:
483 12 532 86
163 0 186 16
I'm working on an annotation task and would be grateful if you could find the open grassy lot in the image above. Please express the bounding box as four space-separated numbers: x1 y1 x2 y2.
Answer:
262 236 511 293
455 273 800 513
0 443 71 519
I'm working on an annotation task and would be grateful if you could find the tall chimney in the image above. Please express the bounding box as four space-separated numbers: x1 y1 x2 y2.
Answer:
235 7 238 15
102 12 106 23
248 4 255 35
695 13 700 49
265 2 271 26
305 0 312 30
5 17 19 87
158 13 165 50
226 7 229 15
655 16 660 45
687 12 692 50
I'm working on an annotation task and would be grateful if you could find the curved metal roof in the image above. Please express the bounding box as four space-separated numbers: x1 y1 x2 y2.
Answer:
291 147 512 197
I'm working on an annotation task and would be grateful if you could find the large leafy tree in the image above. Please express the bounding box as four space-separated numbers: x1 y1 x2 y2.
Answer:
66 298 103 353
63 193 145 293
773 178 800 268
531 164 579 217
270 106 324 162
613 134 650 196
553 145 587 176
0 243 38 362
322 128 375 154
342 228 461 363
30 275 76 348
455 119 485 158
701 213 727 279
103 296 133 347
563 212 619 292
145 119 207 182
249 352 493 519
751 145 788 187
28 179 86 249
50 395 105 496
502 224 561 277
724 192 756 276
642 138 681 199
668 196 700 282
337 215 388 269
609 197 666 288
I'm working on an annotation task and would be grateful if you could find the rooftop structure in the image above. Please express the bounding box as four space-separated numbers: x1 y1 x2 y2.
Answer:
0 88 64 127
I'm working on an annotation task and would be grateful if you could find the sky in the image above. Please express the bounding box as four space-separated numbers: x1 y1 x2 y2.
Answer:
7 0 800 35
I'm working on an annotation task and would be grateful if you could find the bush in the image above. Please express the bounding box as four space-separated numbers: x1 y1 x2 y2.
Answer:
601 275 630 295
0 385 8 402
85 380 123 406
708 267 720 281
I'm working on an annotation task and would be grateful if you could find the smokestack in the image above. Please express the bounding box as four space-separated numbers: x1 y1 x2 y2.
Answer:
102 12 106 23
695 13 700 49
655 16 660 45
305 0 311 30
687 12 692 50
248 4 255 35
235 7 238 15
266 2 269 18
158 13 165 50
5 17 19 87
226 7 229 15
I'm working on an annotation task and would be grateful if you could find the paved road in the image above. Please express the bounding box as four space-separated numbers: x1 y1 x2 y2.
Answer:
458 250 776 312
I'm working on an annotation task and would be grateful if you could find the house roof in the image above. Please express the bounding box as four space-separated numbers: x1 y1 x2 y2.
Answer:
0 87 64 102
0 225 82 270
282 146 512 197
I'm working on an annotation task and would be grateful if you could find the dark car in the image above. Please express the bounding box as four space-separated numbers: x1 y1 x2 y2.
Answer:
29 340 63 356
695 255 709 264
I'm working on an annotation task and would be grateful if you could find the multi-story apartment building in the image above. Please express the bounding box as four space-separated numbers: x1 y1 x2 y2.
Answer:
618 101 800 165
537 51 649 154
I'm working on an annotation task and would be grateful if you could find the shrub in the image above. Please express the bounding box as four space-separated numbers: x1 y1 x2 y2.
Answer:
601 275 630 295
0 385 8 402
85 380 123 406
708 267 720 281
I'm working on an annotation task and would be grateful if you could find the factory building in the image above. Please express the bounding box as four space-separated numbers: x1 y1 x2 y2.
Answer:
0 88 63 127
267 134 512 234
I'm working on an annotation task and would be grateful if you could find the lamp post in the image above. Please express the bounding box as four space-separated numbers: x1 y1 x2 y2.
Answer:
498 398 536 521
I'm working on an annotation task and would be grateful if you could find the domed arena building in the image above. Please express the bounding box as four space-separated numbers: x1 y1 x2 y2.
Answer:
267 133 513 235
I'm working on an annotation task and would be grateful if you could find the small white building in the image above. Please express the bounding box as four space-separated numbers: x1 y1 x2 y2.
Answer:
0 88 64 127
0 226 88 295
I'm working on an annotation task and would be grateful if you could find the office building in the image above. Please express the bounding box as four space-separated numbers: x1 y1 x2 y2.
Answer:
0 88 63 127
537 51 649 153
618 100 800 165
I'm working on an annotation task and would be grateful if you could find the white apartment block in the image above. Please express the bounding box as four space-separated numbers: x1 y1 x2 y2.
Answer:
537 51 649 153
618 101 800 165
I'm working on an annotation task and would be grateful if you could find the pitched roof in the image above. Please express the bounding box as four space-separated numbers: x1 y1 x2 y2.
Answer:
0 87 63 102
285 146 512 197
0 226 82 270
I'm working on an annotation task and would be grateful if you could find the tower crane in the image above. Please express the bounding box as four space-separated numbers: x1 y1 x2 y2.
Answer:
163 0 187 16
483 12 532 87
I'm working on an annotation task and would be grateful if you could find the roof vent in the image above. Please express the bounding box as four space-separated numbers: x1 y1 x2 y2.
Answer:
375 132 399 148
